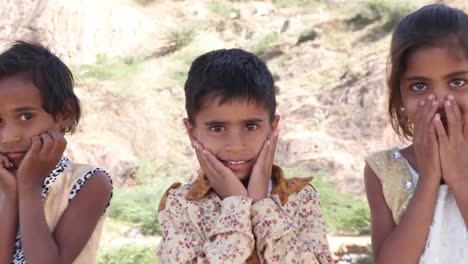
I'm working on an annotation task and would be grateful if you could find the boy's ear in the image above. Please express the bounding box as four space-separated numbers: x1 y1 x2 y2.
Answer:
183 118 197 142
271 114 280 130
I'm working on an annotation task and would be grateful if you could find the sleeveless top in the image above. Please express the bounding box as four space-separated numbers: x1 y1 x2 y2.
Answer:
366 147 468 263
0 156 113 264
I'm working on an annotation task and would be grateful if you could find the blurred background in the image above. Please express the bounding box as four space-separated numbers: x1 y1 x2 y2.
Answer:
2 0 466 263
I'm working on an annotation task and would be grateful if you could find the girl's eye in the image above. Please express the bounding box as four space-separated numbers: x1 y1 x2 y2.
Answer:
449 79 465 88
410 83 427 91
19 113 32 121
209 125 225 132
244 124 258 131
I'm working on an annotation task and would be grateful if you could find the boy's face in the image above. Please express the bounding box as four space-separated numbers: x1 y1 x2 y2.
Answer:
184 97 279 181
0 74 70 168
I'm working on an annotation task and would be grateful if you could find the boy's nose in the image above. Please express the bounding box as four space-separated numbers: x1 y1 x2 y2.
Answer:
226 134 246 152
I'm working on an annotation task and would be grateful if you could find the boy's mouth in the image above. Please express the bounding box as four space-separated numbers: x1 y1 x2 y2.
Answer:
226 160 246 165
219 159 252 171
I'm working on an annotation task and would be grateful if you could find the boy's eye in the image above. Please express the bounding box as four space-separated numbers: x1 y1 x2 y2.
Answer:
450 79 465 88
209 125 225 132
410 83 427 91
244 124 258 131
19 113 33 121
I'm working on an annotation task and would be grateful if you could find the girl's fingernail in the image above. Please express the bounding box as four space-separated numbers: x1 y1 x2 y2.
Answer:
447 95 454 101
266 140 271 145
420 100 425 106
445 100 451 106
428 94 435 100
432 100 438 106
435 113 440 120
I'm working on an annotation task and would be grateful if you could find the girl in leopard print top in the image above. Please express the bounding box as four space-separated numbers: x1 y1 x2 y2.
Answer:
0 41 113 264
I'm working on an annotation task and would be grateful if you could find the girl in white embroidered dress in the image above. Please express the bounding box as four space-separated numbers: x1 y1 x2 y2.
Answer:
364 4 468 264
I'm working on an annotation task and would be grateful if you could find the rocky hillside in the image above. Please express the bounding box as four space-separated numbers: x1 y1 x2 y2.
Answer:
1 0 467 194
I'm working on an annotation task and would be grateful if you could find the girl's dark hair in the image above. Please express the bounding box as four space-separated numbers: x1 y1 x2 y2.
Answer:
388 4 468 139
184 48 276 125
0 41 80 133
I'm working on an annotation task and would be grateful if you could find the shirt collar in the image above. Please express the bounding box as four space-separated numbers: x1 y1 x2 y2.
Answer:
186 164 313 205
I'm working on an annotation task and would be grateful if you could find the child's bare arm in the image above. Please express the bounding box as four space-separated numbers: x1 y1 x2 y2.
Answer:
0 155 18 263
366 96 441 264
16 132 112 264
365 164 440 263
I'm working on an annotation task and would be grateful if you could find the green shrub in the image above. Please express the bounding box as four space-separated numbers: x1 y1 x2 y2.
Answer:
356 255 374 264
273 0 318 7
167 27 196 51
74 53 144 81
283 168 371 235
108 184 164 236
208 2 239 18
99 243 157 264
252 32 278 57
348 0 421 31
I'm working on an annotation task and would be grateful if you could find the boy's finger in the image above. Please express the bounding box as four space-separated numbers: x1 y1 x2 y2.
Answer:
254 138 271 173
194 146 215 179
188 134 199 149
266 129 279 165
203 148 232 178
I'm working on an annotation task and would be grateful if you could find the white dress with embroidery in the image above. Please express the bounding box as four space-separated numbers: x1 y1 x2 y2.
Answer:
404 161 468 263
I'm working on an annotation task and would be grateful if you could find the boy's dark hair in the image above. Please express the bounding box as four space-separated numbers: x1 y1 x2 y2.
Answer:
184 49 276 124
388 4 468 139
0 41 80 133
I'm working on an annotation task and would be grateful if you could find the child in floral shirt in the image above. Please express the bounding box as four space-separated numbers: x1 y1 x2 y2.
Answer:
156 49 332 264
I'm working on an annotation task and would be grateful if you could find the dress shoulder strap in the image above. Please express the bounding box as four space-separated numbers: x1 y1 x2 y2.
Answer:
365 147 415 224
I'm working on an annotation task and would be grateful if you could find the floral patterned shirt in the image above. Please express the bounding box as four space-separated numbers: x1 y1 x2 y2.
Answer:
156 165 333 264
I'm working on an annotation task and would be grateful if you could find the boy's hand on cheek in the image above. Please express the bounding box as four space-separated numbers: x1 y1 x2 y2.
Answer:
17 130 67 189
191 139 248 199
248 128 279 203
